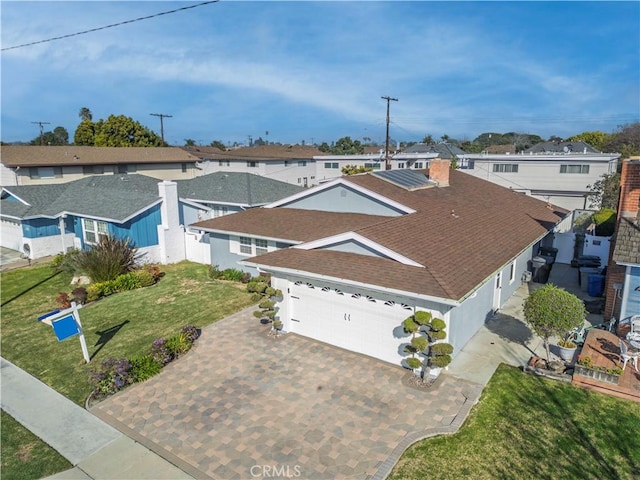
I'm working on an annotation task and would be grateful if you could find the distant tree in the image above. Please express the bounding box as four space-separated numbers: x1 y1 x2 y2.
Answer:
318 142 330 152
422 134 434 144
78 107 93 122
602 122 640 158
567 131 611 152
253 136 267 146
548 135 563 142
30 126 69 145
74 121 96 145
459 141 483 153
328 136 364 155
210 140 226 151
184 139 196 146
473 132 503 148
92 115 161 147
440 134 450 142
586 173 620 210
341 164 372 175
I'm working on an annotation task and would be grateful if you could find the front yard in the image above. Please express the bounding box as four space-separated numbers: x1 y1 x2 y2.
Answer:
390 364 640 479
0 261 256 405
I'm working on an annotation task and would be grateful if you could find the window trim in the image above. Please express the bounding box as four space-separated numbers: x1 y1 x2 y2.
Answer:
560 164 589 174
234 235 272 256
493 163 519 173
509 260 516 284
82 219 109 245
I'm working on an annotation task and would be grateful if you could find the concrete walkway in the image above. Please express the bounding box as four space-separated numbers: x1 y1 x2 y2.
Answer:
0 357 194 480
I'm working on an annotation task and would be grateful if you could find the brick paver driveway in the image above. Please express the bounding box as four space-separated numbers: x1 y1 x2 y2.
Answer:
91 306 481 480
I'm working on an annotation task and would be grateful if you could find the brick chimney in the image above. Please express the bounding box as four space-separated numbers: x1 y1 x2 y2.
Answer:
428 158 450 187
618 157 640 219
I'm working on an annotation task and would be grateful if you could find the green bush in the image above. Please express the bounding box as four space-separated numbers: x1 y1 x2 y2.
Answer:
258 299 275 309
406 357 422 369
411 336 428 352
247 280 268 294
129 355 162 382
592 208 616 236
430 318 446 331
165 332 192 357
114 272 142 292
430 330 447 341
86 284 102 302
265 287 276 296
133 269 155 287
208 264 223 279
403 317 419 334
221 268 245 282
414 311 432 325
51 249 82 274
430 343 454 356
429 354 452 368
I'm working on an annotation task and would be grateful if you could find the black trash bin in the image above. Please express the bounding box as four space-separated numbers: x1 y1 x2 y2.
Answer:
531 256 550 283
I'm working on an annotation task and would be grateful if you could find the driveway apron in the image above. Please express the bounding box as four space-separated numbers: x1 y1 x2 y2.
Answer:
91 306 480 480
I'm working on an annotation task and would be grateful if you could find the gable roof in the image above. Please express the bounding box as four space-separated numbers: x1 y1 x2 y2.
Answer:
194 168 568 302
176 172 304 206
1 174 161 222
524 140 601 154
0 146 200 168
191 208 391 243
182 144 323 161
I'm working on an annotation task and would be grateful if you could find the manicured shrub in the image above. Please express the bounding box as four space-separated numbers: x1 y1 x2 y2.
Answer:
88 358 134 396
113 272 142 291
72 287 87 305
414 311 432 325
406 357 422 369
411 336 428 352
258 299 275 309
265 287 276 296
132 269 155 287
430 318 446 331
247 279 269 294
74 236 137 283
86 284 102 302
129 355 162 382
429 355 452 368
430 343 454 356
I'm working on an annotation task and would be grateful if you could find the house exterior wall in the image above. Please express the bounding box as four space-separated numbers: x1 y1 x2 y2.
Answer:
208 232 255 272
448 276 495 355
317 240 388 257
458 157 616 210
11 163 197 185
1 164 17 186
24 232 75 259
108 205 162 248
180 201 243 227
280 184 404 216
198 159 316 187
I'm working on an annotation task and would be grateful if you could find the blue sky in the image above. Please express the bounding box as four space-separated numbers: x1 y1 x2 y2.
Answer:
2 1 639 147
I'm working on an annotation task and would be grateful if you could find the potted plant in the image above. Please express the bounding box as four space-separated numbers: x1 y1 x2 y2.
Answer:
523 283 586 365
556 339 578 362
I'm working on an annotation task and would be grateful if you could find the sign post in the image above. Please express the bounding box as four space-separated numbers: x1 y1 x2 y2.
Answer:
37 302 90 363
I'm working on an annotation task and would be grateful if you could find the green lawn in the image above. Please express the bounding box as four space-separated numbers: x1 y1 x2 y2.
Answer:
1 261 256 405
390 364 640 480
1 410 71 480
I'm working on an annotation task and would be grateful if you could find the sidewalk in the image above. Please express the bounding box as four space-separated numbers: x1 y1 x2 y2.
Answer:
0 357 193 480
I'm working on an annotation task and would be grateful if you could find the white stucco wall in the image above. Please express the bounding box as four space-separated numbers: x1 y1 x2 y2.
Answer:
25 233 75 259
184 231 211 265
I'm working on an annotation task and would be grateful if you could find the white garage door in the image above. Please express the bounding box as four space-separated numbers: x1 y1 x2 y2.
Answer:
0 218 24 251
289 282 413 365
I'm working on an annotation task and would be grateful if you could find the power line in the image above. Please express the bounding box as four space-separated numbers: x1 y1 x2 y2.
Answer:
2 1 219 52
31 121 50 145
381 96 398 170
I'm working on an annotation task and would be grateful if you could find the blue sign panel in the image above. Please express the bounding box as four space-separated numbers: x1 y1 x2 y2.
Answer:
52 315 80 341
37 309 60 322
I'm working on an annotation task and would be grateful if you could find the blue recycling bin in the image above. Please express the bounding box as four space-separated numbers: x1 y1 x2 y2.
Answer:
587 274 605 297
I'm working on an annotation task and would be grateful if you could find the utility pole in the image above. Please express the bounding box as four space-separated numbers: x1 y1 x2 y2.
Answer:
31 121 50 145
150 113 172 145
381 96 398 170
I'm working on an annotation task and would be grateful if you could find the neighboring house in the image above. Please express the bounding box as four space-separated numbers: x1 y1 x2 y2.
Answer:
0 171 300 265
0 146 201 186
182 145 322 187
604 158 640 324
458 141 620 211
190 160 567 368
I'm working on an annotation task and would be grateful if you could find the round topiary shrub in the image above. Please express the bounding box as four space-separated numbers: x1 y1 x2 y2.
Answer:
429 354 452 368
430 318 446 331
430 342 454 356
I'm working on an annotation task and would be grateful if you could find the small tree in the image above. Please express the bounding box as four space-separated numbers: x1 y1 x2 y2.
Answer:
523 284 586 362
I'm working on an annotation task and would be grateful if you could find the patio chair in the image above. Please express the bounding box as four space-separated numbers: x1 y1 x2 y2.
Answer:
619 340 639 372
631 316 640 334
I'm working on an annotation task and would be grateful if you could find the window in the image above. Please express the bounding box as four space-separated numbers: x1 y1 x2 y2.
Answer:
117 164 136 174
181 163 188 173
364 163 381 170
83 165 104 175
83 219 108 245
237 236 269 256
560 164 589 174
29 167 62 179
509 261 516 284
459 159 475 170
255 238 268 255
284 160 290 167
219 160 230 166
414 162 424 169
246 161 258 168
239 236 252 254
493 164 519 173
213 206 229 217
298 161 307 167
397 163 405 169
324 162 339 169
297 178 302 184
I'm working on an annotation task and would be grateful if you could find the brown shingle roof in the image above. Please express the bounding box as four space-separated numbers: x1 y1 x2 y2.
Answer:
0 146 200 167
194 169 568 302
191 208 390 243
182 145 323 160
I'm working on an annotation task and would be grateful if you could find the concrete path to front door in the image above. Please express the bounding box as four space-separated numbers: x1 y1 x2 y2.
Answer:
91 306 482 480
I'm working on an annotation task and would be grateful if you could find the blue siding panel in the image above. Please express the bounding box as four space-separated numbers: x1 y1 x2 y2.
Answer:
22 218 60 238
108 205 161 248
